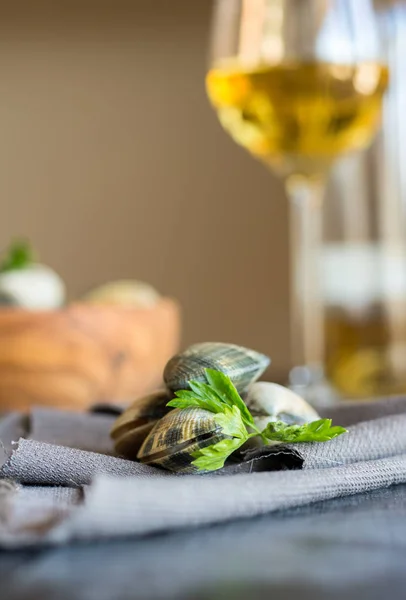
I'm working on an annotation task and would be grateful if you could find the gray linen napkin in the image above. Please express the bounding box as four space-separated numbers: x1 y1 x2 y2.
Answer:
319 395 406 426
3 411 406 486
29 407 116 454
1 396 406 547
1 439 169 486
293 413 406 469
2 454 406 547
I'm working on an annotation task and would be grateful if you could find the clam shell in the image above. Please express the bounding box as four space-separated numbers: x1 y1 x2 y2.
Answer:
83 280 160 308
245 382 320 431
111 390 171 459
137 407 230 473
164 342 270 394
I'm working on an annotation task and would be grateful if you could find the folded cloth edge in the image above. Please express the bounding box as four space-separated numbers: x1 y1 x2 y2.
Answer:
2 452 405 548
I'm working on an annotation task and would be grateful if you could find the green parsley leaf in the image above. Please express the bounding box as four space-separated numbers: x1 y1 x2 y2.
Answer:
192 406 252 471
166 394 203 411
204 368 256 428
213 405 248 439
0 239 35 273
262 419 347 444
170 390 203 402
191 436 247 472
188 381 225 411
167 388 224 413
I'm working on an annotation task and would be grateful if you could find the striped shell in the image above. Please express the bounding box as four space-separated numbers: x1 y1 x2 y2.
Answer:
111 390 171 460
164 342 270 394
137 407 230 474
245 382 320 431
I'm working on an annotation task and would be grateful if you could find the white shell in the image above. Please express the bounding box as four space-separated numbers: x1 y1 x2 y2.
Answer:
83 280 160 308
0 264 66 310
245 382 320 430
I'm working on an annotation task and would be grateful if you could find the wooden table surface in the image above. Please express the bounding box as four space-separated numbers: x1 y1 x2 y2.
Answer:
1 482 406 600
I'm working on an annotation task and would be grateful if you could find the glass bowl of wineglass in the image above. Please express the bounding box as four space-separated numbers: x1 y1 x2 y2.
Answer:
206 0 389 401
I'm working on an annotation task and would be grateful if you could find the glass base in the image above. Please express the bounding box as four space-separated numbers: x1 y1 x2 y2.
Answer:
288 364 340 409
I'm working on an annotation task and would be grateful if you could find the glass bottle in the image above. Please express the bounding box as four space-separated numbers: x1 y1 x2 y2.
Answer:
322 0 406 399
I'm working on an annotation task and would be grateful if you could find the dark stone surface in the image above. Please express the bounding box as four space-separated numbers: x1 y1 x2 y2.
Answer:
2 483 406 599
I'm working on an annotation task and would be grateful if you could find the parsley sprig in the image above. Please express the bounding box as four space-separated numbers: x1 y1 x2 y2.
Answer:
262 419 347 443
0 239 35 273
167 369 347 472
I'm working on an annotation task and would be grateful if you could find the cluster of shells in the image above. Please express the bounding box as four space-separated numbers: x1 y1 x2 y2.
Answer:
111 342 319 474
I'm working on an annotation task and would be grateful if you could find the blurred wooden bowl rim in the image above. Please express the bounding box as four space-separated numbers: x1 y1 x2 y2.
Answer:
0 298 181 413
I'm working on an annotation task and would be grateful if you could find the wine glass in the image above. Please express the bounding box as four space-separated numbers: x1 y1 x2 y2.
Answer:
206 0 388 400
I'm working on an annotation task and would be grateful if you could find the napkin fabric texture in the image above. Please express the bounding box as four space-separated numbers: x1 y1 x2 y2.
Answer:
1 397 406 547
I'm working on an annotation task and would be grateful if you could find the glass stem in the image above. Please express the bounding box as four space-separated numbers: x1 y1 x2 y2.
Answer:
286 174 325 385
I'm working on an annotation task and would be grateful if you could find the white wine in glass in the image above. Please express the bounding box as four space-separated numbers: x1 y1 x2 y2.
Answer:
206 0 389 400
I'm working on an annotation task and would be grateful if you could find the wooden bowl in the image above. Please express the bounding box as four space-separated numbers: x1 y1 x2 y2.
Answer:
0 299 180 412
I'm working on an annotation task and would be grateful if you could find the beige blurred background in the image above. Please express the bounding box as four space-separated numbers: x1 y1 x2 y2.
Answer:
0 0 289 381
